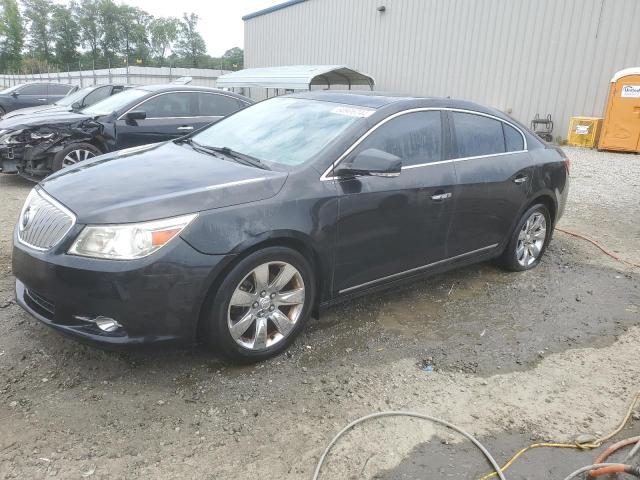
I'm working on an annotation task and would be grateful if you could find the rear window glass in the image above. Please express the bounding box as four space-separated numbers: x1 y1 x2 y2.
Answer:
452 112 506 157
503 123 524 151
197 93 243 116
49 84 74 95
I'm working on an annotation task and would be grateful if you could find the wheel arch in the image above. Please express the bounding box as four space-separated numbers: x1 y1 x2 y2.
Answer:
526 192 557 226
195 232 327 342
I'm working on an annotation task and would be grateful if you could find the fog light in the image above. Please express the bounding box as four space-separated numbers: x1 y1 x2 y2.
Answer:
95 316 122 332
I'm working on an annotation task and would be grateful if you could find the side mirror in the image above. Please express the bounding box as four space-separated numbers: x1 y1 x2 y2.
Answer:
125 110 146 123
71 101 82 111
11 91 19 98
335 148 402 178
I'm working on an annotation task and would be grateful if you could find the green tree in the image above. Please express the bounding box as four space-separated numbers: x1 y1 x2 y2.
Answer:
117 5 151 65
74 0 102 63
175 13 206 67
51 3 79 66
149 17 178 66
22 0 54 62
222 47 243 70
98 0 120 63
0 0 24 71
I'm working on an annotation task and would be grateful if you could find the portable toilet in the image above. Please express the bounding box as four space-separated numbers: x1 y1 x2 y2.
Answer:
599 68 640 153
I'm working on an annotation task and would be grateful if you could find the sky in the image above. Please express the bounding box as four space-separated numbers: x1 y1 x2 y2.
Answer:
123 0 279 56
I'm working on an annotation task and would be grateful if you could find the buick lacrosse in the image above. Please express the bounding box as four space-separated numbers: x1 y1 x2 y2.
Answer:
13 91 569 361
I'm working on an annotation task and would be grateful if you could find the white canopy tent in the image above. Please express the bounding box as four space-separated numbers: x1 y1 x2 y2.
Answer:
216 65 375 98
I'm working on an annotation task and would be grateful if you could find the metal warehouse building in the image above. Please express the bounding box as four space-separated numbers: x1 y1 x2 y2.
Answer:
243 0 640 140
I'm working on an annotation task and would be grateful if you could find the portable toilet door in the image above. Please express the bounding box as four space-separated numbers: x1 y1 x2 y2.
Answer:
599 68 640 153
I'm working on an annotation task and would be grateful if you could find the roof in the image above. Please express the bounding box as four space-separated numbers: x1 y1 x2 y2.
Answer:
611 67 640 82
216 65 375 90
242 0 307 21
287 91 523 124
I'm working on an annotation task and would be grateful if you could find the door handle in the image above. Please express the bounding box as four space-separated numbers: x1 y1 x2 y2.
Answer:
431 192 452 201
177 126 194 131
514 175 528 184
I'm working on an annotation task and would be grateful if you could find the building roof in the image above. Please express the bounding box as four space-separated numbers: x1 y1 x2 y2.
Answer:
242 0 307 21
216 65 375 90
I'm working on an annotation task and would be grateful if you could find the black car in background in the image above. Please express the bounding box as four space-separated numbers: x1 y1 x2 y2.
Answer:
0 84 252 178
12 91 569 362
1 84 132 120
0 83 77 115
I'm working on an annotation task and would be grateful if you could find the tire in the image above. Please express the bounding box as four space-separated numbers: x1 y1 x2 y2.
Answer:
51 142 102 172
499 203 552 272
203 246 316 362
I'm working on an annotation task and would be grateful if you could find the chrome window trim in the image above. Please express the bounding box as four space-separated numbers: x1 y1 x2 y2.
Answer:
320 107 528 181
17 188 77 252
117 91 245 121
338 243 499 294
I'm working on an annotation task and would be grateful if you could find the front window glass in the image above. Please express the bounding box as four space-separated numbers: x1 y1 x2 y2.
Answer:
354 111 443 166
19 84 48 95
193 98 367 167
82 88 148 116
139 92 198 118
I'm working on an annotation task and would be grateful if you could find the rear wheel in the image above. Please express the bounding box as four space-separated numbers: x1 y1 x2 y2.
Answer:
203 246 315 362
51 142 101 172
499 204 551 271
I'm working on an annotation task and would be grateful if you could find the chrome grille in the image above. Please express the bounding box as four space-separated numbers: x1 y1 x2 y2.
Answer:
18 189 75 251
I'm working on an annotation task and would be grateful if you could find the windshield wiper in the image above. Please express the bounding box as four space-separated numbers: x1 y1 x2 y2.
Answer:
207 146 270 170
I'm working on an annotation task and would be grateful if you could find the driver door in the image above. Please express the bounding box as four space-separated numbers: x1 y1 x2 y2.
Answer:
115 91 201 149
332 110 457 295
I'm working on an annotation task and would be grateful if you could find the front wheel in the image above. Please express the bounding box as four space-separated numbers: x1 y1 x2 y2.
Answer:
51 142 102 173
203 246 316 362
499 204 551 271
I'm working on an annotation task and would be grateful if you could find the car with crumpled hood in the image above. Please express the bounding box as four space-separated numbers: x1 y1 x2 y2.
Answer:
0 84 252 178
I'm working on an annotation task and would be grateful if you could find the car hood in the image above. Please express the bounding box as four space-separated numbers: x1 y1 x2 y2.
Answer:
40 141 288 224
2 104 71 120
0 111 92 131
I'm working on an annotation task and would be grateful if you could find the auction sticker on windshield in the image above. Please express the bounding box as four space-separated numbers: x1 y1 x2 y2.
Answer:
330 106 375 118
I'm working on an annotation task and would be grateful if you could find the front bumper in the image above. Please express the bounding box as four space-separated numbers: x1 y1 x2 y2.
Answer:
0 144 23 174
13 232 232 347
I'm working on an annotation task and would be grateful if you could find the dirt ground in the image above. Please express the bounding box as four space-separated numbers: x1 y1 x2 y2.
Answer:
0 147 638 480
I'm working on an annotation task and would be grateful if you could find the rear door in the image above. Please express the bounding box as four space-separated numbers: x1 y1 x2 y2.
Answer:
114 91 201 149
447 110 531 257
333 110 457 294
14 84 48 108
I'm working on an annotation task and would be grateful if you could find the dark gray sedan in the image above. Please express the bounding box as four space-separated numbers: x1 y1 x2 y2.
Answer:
0 83 77 115
1 84 131 120
12 91 569 362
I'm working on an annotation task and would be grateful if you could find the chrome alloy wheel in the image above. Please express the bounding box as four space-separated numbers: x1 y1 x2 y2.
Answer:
516 211 547 267
227 261 305 350
62 148 96 167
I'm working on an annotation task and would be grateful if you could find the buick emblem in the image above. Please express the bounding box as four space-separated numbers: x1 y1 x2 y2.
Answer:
20 206 35 231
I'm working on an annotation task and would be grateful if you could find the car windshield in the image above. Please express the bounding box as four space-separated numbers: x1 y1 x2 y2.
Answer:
82 88 147 116
55 86 94 106
0 84 22 94
192 97 370 167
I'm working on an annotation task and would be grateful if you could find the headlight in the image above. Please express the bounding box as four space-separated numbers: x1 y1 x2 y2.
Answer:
30 132 55 140
68 214 197 260
0 129 24 144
